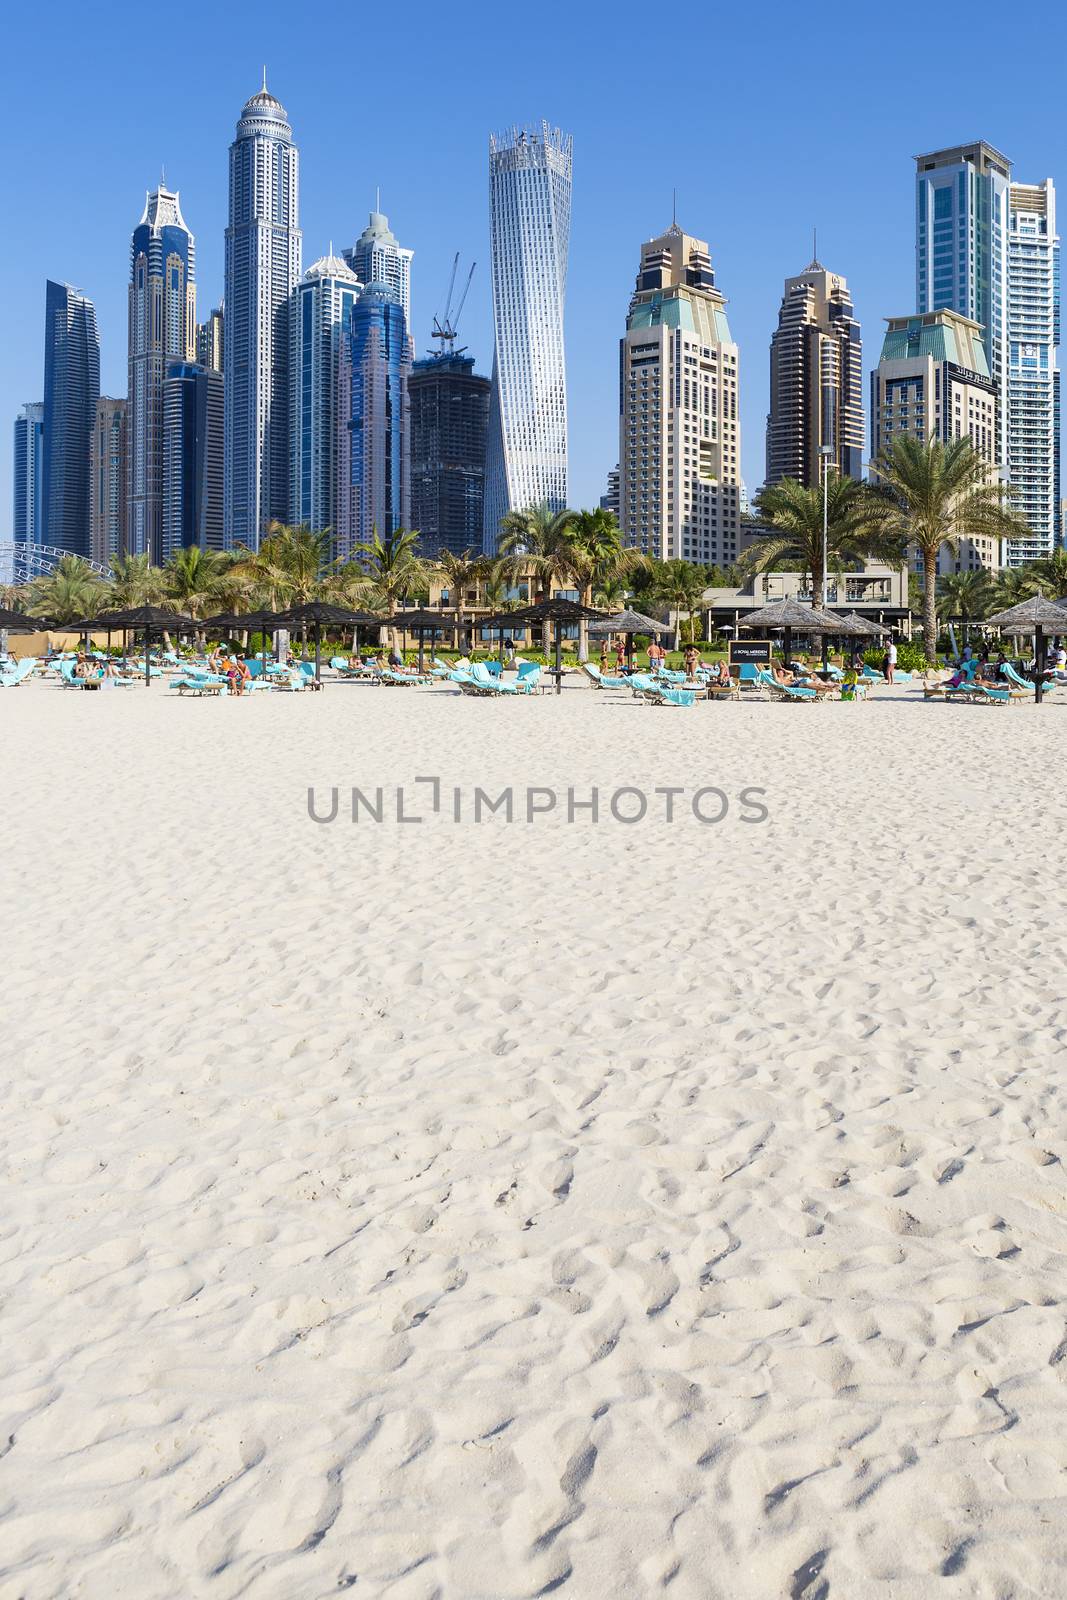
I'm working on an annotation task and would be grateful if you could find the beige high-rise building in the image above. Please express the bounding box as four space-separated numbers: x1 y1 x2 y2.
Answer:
619 224 741 564
871 309 1002 574
766 259 864 488
90 397 127 564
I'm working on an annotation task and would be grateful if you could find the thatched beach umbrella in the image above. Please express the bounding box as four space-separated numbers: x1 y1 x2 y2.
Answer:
66 605 194 685
587 608 669 669
385 608 450 673
199 609 286 675
985 595 1067 703
739 598 857 670
490 597 606 694
275 601 380 682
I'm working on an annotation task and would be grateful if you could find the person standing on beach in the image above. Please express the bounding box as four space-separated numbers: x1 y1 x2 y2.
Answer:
886 638 898 683
648 639 666 673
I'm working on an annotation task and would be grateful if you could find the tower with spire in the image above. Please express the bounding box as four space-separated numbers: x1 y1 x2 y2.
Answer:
224 72 302 547
343 207 413 331
127 184 196 562
765 253 864 490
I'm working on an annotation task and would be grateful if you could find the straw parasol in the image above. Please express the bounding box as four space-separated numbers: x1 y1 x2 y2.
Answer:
65 605 194 684
385 608 450 672
275 601 381 682
198 609 287 674
984 595 1067 702
587 608 668 668
484 597 606 693
738 598 858 670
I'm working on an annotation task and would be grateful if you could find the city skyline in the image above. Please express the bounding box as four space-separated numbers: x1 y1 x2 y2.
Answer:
5 0 1067 544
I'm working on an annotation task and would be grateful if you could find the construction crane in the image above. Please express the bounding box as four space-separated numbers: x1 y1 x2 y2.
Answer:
430 254 476 357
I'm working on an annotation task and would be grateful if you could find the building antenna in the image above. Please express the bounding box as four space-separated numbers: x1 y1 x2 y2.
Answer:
161 163 166 188
262 64 268 93
375 185 381 213
672 187 677 227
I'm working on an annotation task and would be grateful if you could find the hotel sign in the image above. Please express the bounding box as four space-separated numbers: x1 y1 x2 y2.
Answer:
729 639 773 666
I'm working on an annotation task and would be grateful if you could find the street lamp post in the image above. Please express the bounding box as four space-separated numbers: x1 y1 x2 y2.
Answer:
819 444 834 609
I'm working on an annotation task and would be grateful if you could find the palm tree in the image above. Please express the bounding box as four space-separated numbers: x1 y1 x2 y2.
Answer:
1029 548 1067 600
746 476 891 602
652 559 709 650
991 566 1038 611
566 508 649 659
109 552 162 609
354 527 428 654
435 548 486 651
872 435 1024 664
937 569 994 642
498 504 579 655
593 574 630 611
28 555 108 625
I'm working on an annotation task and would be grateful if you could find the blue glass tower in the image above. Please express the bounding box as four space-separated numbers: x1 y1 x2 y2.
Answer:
128 186 196 562
224 76 302 548
13 402 44 550
42 281 100 557
336 285 411 561
290 253 362 535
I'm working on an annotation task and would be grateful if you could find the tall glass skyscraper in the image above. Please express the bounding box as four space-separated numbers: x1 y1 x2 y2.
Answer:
43 281 100 557
343 211 412 330
127 185 196 563
162 361 224 558
90 398 128 564
336 285 411 561
915 143 1011 467
289 253 362 535
224 76 301 548
13 402 44 550
484 123 572 552
766 259 863 488
1007 180 1060 561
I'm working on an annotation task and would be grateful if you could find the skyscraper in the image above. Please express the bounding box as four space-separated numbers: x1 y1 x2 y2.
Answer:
197 306 224 372
13 402 44 550
408 352 490 558
915 143 1011 464
1007 180 1060 563
484 123 572 551
162 361 224 558
42 281 100 557
289 252 362 535
127 185 196 563
336 285 411 561
766 259 863 488
225 76 301 548
871 310 1001 574
344 211 412 330
90 398 127 564
618 224 741 565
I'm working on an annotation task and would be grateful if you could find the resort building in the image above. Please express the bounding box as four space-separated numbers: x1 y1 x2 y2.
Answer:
224 76 302 548
871 309 1002 574
12 402 44 552
766 259 864 488
43 280 100 558
618 223 742 566
127 185 197 563
161 361 224 558
335 285 411 561
484 123 572 551
915 143 1011 468
343 211 412 331
196 306 224 372
702 564 910 639
1006 180 1060 564
289 253 362 536
408 352 491 559
90 398 127 564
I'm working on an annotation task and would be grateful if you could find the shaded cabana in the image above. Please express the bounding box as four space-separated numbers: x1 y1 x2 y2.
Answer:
984 595 1067 703
275 601 381 682
487 597 607 694
587 608 669 669
738 598 860 669
385 608 450 673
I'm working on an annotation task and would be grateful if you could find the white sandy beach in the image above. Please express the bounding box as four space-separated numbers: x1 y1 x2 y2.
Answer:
2 675 1067 1599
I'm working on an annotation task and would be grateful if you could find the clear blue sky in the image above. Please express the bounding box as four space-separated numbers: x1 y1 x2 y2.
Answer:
4 0 1066 532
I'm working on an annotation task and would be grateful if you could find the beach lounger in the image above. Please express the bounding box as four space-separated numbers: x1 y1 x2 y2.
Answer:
172 673 228 696
380 667 429 686
755 668 819 701
581 663 628 689
0 659 37 687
